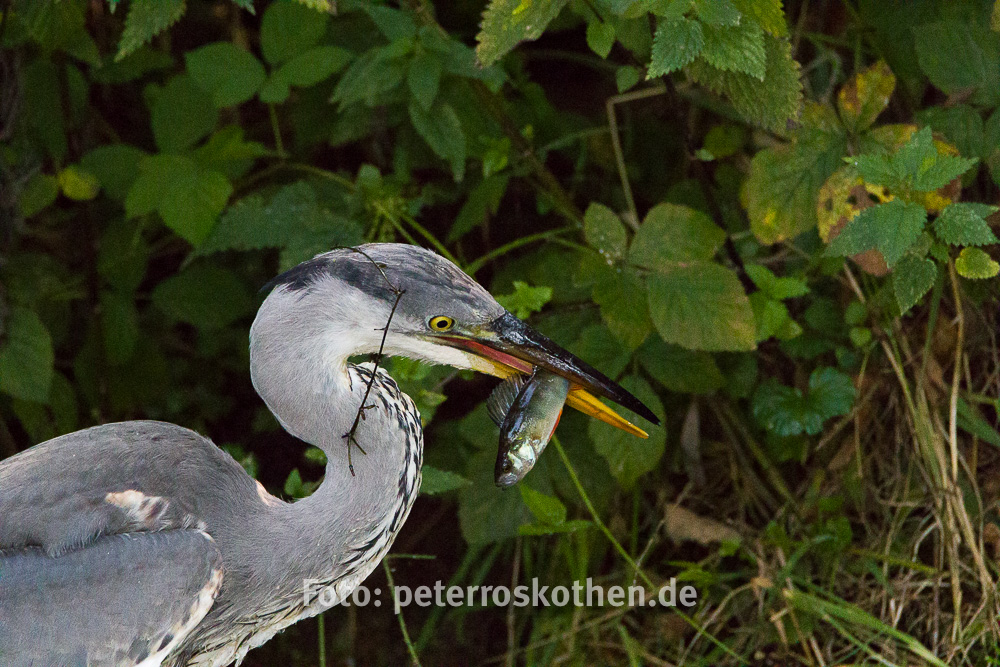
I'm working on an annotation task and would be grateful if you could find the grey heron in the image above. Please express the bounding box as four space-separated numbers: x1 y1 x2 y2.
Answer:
0 243 658 666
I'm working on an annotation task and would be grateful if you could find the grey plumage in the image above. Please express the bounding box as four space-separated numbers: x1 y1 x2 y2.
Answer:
0 243 655 666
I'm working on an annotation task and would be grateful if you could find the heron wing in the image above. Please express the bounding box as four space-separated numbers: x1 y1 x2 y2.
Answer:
0 529 223 667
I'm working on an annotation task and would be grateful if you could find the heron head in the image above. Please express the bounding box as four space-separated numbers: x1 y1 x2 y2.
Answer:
261 243 658 436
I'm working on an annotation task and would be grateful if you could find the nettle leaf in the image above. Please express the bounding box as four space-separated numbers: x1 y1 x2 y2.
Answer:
152 264 254 330
693 0 741 25
260 46 352 104
731 0 787 37
687 34 802 133
186 42 266 107
117 0 185 61
126 154 232 246
892 256 937 316
647 261 756 352
639 337 725 394
420 465 471 495
837 60 895 134
629 203 725 266
260 0 329 65
584 202 628 262
475 0 570 67
151 75 218 153
933 202 999 246
407 51 443 111
648 17 705 77
745 264 809 300
752 367 855 437
586 20 616 58
592 265 652 351
825 199 927 268
0 307 54 403
915 20 1000 107
591 375 665 490
408 100 466 181
955 247 1000 280
896 127 977 192
496 281 553 319
700 22 766 80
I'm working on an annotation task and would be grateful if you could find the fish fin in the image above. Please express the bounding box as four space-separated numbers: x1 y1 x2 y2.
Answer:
486 375 526 427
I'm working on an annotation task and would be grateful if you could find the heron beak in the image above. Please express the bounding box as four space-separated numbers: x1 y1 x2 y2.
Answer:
440 312 659 438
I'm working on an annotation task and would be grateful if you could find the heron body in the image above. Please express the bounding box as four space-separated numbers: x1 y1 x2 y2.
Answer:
0 244 656 666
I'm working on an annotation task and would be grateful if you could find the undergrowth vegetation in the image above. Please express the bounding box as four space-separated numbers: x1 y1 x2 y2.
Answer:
3 0 1000 664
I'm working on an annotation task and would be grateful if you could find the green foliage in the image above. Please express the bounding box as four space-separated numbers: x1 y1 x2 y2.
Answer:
753 367 855 437
933 203 999 246
186 43 267 108
475 0 570 67
117 0 185 61
0 309 54 403
420 465 472 495
496 281 553 319
825 199 928 268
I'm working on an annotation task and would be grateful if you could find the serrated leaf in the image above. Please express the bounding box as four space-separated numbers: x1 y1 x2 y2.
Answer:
583 202 628 262
421 465 472 495
408 100 466 181
117 0 185 61
586 20 615 58
151 264 253 329
590 375 665 489
475 0 570 67
519 486 567 525
863 126 979 192
745 264 809 300
647 17 704 77
933 202 999 246
261 0 329 65
752 367 855 436
837 60 895 133
126 155 232 245
956 247 1000 279
0 308 54 403
915 20 1000 107
57 165 100 201
186 42 266 107
496 281 553 318
731 0 787 37
892 256 936 316
693 0 740 25
825 199 927 268
630 203 725 266
151 75 218 153
647 261 756 351
260 46 352 103
80 144 148 201
687 34 802 133
407 51 442 111
700 22 766 80
592 266 652 350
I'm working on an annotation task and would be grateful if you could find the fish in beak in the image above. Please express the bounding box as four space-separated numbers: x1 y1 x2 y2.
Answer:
441 311 660 438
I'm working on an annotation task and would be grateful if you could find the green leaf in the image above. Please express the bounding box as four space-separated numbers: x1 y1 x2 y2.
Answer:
825 199 927 268
917 105 986 162
407 51 442 111
449 173 510 242
647 17 704 77
955 247 1000 279
496 281 553 318
616 65 643 92
914 20 1000 107
0 308 54 403
694 0 741 25
364 5 417 41
897 127 977 192
749 292 794 342
629 203 725 266
151 264 254 330
475 0 570 67
586 20 616 58
700 22 766 80
591 266 652 350
330 43 409 109
752 367 855 437
117 0 185 61
421 465 472 495
731 0 787 37
745 264 809 300
518 519 591 536
638 337 726 394
19 173 59 217
647 261 756 351
583 203 628 262
20 0 100 65
590 375 665 489
687 34 802 133
21 60 67 160
101 289 139 365
186 42 266 107
151 75 219 153
126 155 232 245
260 0 329 65
260 46 352 103
892 256 937 316
408 100 466 181
459 447 530 544
57 165 100 201
933 202 999 246
80 144 148 201
519 486 567 525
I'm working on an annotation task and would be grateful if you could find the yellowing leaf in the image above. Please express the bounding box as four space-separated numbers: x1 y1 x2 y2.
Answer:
956 247 1000 279
837 60 895 133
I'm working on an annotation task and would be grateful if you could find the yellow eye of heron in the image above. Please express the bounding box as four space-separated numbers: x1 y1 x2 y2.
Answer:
428 316 455 331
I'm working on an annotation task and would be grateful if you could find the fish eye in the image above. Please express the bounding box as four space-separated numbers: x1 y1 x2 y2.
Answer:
428 315 455 332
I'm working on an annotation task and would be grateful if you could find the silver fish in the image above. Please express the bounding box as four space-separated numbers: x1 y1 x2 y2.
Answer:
487 369 570 487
